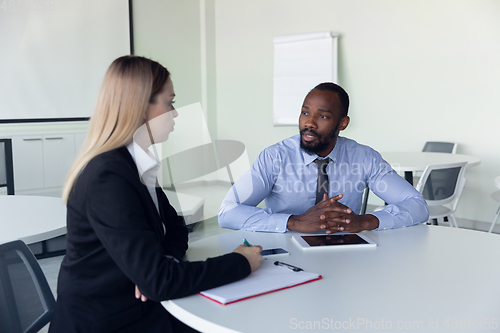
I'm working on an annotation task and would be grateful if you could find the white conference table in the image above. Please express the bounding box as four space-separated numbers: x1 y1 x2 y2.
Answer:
0 195 67 245
381 152 481 185
164 226 500 333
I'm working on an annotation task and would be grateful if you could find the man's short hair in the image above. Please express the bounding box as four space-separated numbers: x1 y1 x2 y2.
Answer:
313 82 349 118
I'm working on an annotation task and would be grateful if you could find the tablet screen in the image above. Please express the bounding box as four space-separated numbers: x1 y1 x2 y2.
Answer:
301 234 369 246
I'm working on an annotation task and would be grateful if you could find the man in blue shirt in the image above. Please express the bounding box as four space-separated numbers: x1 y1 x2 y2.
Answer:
218 83 429 233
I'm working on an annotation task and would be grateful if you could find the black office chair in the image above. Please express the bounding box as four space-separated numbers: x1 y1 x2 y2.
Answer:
360 187 369 215
0 240 55 333
0 138 15 195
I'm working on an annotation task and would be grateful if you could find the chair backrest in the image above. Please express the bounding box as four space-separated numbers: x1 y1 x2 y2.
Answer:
359 187 369 215
0 138 15 195
415 161 467 207
422 141 457 154
0 240 55 333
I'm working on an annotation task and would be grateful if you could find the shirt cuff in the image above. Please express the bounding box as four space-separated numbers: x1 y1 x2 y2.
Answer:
368 210 394 230
267 213 291 233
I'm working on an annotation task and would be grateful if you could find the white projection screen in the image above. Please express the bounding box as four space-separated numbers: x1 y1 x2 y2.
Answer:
0 0 131 123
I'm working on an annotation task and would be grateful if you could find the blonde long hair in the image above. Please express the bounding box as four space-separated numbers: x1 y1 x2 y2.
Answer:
62 56 170 202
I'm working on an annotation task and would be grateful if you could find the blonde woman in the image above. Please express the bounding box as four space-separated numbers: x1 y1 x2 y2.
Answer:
48 56 262 333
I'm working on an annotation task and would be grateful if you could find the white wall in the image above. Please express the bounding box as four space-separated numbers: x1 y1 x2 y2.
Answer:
2 0 500 222
133 0 229 186
213 0 500 223
11 1 497 223
133 0 203 112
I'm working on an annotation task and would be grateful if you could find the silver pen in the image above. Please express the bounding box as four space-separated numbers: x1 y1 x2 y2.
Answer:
274 261 303 272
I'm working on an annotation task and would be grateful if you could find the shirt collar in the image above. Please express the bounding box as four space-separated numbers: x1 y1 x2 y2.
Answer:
126 141 161 187
301 136 343 165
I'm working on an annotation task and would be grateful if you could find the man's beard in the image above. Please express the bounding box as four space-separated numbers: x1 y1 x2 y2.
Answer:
299 127 337 155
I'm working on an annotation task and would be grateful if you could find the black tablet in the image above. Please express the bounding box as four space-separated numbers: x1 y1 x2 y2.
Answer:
292 233 376 250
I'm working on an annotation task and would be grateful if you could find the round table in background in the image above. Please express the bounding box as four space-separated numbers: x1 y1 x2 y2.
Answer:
0 195 66 245
381 152 481 185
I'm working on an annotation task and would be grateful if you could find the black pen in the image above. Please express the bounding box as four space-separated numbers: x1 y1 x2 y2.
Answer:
274 261 303 272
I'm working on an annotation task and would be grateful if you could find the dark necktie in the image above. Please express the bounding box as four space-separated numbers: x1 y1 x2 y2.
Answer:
314 158 330 204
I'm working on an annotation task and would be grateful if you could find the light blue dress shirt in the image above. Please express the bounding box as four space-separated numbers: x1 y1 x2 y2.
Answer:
218 135 429 232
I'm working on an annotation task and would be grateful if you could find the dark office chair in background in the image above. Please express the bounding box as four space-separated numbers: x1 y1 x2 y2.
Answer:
0 240 55 333
422 141 458 154
0 138 15 195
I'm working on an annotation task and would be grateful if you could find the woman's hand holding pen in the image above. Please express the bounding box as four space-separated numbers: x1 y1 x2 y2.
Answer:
233 244 262 272
135 243 263 301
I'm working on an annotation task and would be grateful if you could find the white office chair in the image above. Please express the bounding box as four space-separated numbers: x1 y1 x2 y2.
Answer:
413 141 458 186
488 176 500 233
415 162 467 228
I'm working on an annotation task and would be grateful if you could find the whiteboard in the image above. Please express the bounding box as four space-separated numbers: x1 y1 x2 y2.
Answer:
272 31 338 126
0 0 131 123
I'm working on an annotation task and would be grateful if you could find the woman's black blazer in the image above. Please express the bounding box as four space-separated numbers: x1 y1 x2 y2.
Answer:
48 147 250 333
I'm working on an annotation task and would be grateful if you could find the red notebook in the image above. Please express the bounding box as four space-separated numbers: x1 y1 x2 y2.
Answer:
199 259 322 305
